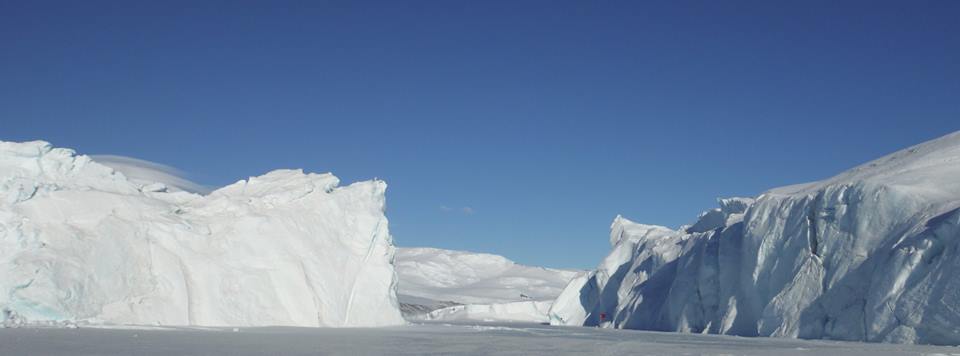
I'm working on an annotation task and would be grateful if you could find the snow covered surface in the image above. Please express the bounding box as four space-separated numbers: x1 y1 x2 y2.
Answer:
395 247 580 305
394 247 580 321
418 300 553 323
551 131 960 345
1 323 957 355
0 141 404 327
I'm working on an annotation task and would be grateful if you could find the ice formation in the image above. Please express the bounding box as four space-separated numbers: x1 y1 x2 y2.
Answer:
550 131 960 345
0 141 404 327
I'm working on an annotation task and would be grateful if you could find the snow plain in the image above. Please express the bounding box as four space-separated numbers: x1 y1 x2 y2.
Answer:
551 131 960 345
1 322 957 356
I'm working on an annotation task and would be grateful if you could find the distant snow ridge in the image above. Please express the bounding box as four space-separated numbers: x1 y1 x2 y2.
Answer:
395 247 580 322
0 141 404 327
551 131 960 345
420 300 554 323
396 247 580 305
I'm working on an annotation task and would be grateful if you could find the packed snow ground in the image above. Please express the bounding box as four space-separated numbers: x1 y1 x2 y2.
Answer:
0 141 403 327
1 322 957 356
551 131 960 345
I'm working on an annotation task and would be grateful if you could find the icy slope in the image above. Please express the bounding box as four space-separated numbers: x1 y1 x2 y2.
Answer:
550 131 960 345
395 247 580 306
0 141 404 327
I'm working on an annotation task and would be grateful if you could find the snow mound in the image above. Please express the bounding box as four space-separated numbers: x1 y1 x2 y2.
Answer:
395 247 580 305
551 131 960 345
0 141 404 327
418 300 553 323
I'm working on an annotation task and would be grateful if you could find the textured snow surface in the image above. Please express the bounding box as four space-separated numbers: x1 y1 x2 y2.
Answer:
551 131 960 345
1 323 957 355
418 300 554 323
0 141 404 327
395 247 580 305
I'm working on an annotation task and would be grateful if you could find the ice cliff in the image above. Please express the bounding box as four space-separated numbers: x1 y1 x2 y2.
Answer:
550 131 960 345
0 141 404 327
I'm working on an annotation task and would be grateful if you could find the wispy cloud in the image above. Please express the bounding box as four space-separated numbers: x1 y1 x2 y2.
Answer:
91 155 211 194
440 205 475 215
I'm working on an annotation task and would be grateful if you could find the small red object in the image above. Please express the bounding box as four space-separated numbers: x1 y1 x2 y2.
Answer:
600 312 607 321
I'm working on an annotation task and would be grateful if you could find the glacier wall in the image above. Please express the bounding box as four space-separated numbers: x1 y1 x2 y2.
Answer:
0 141 405 327
550 131 960 345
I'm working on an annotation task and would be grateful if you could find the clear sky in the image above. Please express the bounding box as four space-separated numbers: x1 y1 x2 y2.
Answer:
2 1 958 269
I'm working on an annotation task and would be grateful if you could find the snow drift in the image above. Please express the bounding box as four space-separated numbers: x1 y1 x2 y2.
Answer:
550 131 960 345
0 141 404 327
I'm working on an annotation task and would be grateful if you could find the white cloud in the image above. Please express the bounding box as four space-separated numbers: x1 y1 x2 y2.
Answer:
91 155 211 194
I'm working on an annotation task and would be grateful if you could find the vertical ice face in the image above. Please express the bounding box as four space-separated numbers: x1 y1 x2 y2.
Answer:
550 131 960 345
0 141 405 327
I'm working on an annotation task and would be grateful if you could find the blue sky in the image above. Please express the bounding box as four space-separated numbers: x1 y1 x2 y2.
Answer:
2 1 958 268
